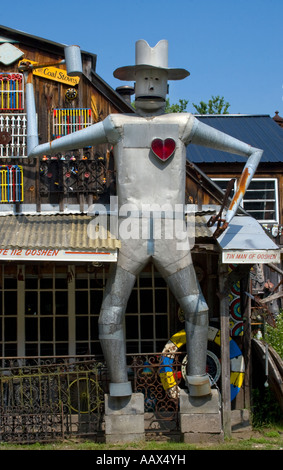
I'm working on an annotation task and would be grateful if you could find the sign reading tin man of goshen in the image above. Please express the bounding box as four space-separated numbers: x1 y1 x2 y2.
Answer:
25 40 263 398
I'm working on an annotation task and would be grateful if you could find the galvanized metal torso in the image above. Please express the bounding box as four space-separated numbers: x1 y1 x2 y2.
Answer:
105 113 195 209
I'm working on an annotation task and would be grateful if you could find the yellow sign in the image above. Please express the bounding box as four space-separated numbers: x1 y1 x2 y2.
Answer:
20 60 80 86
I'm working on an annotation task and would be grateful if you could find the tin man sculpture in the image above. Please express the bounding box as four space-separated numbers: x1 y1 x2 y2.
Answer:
23 40 263 398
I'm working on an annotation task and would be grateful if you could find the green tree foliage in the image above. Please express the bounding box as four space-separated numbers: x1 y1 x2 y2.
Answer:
131 99 189 113
265 311 283 359
131 95 230 115
252 311 283 426
165 98 189 113
192 95 230 114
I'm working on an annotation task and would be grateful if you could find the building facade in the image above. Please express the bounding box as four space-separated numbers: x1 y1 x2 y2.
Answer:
0 26 281 441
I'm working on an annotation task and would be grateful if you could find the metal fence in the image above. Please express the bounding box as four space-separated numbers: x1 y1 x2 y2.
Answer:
0 113 27 158
0 353 183 443
0 74 24 112
0 165 24 202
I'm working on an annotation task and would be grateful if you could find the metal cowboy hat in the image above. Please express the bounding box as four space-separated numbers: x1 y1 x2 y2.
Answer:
113 39 190 81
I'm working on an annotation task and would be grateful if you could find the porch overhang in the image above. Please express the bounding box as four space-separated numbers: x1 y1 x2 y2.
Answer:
0 214 120 262
0 212 279 264
208 215 280 264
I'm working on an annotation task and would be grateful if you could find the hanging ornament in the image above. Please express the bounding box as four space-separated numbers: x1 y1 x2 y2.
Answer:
0 131 11 145
65 88 78 101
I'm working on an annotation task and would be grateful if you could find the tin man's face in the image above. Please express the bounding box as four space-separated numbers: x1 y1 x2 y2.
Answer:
135 67 168 112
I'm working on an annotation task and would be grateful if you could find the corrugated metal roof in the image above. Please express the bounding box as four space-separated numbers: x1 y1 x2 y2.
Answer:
0 214 120 251
0 213 277 258
0 213 213 250
187 115 283 163
188 214 214 238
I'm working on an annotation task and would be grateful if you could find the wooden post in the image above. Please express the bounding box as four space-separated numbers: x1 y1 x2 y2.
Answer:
242 274 252 409
219 262 231 438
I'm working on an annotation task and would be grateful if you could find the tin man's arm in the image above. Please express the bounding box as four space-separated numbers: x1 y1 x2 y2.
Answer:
190 118 263 229
24 68 117 158
28 120 110 158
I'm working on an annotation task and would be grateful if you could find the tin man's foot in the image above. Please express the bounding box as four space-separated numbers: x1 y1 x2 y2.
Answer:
186 374 211 397
109 381 132 397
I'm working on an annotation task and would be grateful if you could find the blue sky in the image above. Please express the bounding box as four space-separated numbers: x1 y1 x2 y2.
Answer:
1 0 282 116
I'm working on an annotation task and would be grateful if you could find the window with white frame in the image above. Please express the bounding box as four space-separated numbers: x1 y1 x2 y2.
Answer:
212 178 279 223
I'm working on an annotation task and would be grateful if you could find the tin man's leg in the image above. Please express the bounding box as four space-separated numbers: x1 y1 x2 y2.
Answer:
166 264 211 397
98 263 137 397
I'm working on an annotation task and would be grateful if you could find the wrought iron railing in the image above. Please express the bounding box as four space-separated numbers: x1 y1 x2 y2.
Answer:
39 152 108 196
0 353 184 443
130 353 181 437
0 356 107 443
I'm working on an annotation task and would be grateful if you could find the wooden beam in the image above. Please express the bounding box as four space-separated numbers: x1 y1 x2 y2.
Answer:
257 291 283 304
242 276 252 410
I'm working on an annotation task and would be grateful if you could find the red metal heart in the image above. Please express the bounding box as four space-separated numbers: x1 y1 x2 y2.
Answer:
151 138 176 161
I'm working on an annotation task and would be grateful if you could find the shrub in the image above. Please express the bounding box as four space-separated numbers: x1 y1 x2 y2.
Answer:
265 311 283 359
252 387 282 427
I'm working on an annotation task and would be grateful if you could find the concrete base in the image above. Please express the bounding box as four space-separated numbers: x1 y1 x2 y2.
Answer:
104 393 145 443
179 389 224 443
